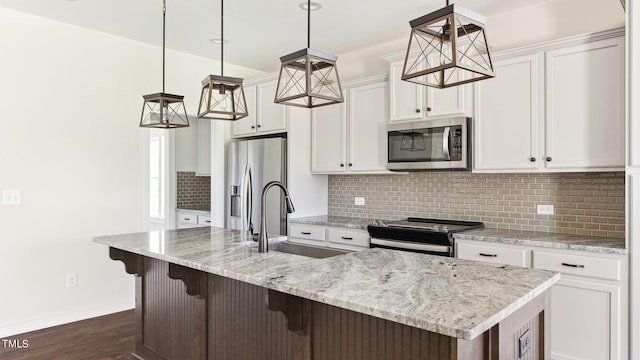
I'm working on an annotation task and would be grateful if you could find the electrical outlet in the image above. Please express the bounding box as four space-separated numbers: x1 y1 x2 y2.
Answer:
66 273 78 288
519 329 531 357
2 189 21 205
537 204 554 215
354 197 365 206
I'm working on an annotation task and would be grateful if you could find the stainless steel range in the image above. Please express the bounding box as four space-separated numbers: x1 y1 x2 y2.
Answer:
367 217 484 257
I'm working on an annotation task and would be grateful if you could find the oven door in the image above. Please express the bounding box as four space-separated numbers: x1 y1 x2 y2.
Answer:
370 238 452 257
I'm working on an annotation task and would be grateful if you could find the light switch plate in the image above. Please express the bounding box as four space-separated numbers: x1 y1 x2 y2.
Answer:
2 189 22 205
354 197 365 206
537 204 554 215
519 329 531 357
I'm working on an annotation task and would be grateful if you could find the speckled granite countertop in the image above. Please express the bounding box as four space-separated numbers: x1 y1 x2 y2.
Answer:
94 227 558 340
454 228 626 255
176 208 211 215
289 215 381 230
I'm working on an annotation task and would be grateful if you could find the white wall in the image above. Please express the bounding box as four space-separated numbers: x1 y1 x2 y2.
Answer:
0 7 261 337
336 0 625 81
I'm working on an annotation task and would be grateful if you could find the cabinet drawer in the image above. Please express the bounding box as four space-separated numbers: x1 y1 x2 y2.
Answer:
533 250 620 281
327 228 370 249
178 213 198 224
289 224 325 241
198 215 212 226
457 242 530 267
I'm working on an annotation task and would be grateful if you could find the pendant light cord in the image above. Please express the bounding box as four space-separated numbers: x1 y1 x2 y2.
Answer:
221 0 224 76
162 0 166 94
307 0 310 48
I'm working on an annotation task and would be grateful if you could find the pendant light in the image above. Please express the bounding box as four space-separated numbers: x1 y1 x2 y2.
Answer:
197 0 248 120
401 0 494 89
140 0 189 129
274 0 343 108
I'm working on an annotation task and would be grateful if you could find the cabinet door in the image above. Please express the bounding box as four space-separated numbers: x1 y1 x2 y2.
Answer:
550 278 619 360
256 81 287 133
348 81 389 172
474 54 541 171
388 59 425 122
195 119 211 176
545 37 625 170
425 74 469 119
232 86 257 137
311 102 347 173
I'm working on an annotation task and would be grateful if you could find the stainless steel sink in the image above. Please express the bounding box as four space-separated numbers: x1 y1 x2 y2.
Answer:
269 242 350 259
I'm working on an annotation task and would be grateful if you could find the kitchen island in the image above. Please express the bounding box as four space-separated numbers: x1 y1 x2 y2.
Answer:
94 227 559 360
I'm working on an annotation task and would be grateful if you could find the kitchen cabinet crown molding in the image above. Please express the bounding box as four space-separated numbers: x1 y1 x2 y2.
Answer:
382 27 625 63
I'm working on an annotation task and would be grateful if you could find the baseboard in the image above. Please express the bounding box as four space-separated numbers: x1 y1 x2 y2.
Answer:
0 299 135 338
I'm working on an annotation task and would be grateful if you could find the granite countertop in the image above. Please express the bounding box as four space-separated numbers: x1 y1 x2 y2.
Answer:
454 228 627 255
94 227 559 340
176 208 211 215
289 215 381 230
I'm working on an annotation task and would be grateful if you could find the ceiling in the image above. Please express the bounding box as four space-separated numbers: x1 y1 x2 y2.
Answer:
0 0 609 73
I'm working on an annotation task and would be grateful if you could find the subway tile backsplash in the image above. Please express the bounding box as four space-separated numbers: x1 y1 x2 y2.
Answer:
177 172 211 211
328 172 625 238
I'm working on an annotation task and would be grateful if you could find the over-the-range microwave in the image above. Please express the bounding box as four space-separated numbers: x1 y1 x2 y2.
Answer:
387 117 471 171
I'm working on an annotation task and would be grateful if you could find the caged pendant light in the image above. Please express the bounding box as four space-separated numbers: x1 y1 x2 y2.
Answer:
274 0 343 108
401 0 494 89
197 0 248 120
140 0 189 129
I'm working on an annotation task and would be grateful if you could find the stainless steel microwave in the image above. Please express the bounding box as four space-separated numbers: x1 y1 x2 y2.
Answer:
387 117 471 171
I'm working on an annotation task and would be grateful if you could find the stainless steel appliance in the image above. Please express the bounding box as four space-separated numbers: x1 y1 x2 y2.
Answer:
226 138 287 236
367 217 484 257
386 117 471 171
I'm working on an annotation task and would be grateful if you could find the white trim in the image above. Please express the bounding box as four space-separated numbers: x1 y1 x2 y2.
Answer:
0 299 134 338
382 27 625 63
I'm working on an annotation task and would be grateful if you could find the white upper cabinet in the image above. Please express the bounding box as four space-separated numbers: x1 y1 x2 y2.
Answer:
474 54 542 171
544 37 625 171
473 31 625 173
384 54 471 123
311 76 390 174
311 101 347 173
347 81 389 173
232 77 287 138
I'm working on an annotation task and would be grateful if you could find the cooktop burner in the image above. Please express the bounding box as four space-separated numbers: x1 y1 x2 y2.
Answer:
370 217 484 233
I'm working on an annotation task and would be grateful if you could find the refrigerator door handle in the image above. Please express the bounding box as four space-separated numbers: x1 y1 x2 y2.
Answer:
240 163 249 232
246 164 254 235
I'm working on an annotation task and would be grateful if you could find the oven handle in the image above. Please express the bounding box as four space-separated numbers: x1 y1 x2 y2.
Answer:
370 238 451 253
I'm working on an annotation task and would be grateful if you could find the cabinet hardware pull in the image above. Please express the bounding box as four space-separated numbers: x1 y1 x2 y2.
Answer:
257 124 262 128
427 107 432 111
415 109 421 113
530 157 536 162
184 218 191 221
205 220 211 223
301 232 311 235
251 125 256 129
479 253 497 257
561 262 584 268
340 163 345 167
348 163 353 166
546 156 552 162
341 236 353 240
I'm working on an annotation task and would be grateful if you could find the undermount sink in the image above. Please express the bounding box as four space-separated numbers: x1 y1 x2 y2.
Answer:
269 241 350 259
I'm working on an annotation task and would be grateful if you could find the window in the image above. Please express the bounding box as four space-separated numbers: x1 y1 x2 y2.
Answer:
150 132 165 220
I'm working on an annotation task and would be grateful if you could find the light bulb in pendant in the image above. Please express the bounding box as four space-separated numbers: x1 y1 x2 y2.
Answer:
439 21 452 65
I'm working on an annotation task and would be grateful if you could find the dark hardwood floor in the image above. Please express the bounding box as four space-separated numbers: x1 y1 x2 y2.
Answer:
0 310 135 360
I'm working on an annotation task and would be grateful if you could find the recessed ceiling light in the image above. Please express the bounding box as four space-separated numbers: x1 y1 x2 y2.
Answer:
299 1 322 11
209 38 229 45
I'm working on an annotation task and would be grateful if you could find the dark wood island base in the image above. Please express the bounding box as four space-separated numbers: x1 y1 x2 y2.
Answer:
110 247 550 360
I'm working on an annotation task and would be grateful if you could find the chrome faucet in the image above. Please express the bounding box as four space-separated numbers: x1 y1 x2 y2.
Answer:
257 181 295 253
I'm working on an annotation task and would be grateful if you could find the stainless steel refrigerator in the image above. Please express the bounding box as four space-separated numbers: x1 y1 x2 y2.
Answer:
226 138 287 236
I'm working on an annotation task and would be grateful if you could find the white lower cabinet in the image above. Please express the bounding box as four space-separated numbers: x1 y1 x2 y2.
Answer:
288 223 370 251
455 240 627 360
177 211 212 229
